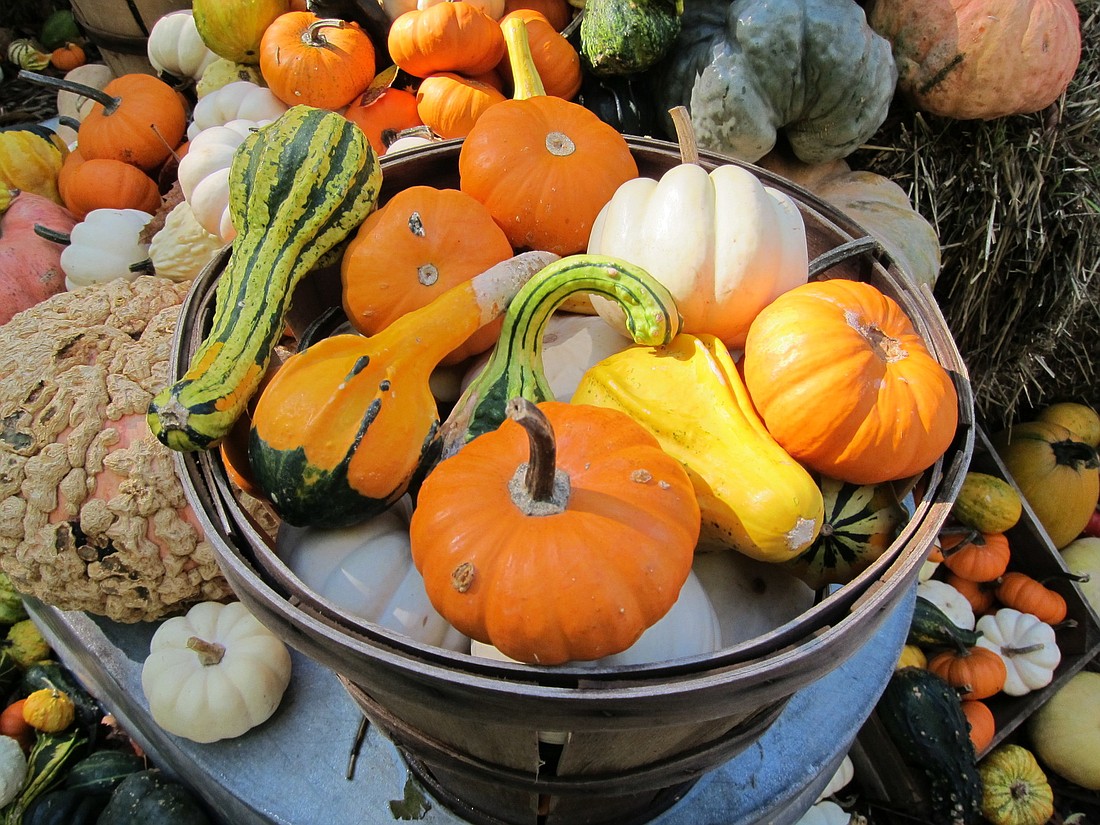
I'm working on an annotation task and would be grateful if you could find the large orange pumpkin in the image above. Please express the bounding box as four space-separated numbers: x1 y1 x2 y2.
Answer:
340 185 515 364
742 278 959 485
259 12 377 110
410 398 700 665
458 16 637 255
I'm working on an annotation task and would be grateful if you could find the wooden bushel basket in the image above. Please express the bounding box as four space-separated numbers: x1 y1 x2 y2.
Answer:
69 0 191 75
169 137 975 825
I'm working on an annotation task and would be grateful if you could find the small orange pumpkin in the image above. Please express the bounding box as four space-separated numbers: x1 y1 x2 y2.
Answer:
340 185 515 364
259 12 377 110
503 0 573 31
410 398 700 665
945 571 998 615
343 69 424 155
459 16 637 255
961 699 996 753
60 156 162 219
742 278 960 485
995 572 1068 625
388 1 506 79
496 9 581 100
940 530 1012 583
50 42 87 72
415 72 507 139
927 644 1007 700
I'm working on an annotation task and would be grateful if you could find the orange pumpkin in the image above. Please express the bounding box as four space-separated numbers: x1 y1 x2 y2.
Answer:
496 9 581 100
343 72 424 156
259 12 377 110
961 699 996 753
927 644 1007 700
415 72 507 139
410 398 700 665
340 185 515 364
50 42 86 72
946 571 998 615
459 17 637 255
503 0 573 31
742 278 960 485
75 73 188 173
60 157 162 219
995 572 1068 625
388 1 506 79
940 530 1011 583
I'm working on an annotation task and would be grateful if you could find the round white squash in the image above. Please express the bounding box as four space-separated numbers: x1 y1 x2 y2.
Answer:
1027 669 1100 790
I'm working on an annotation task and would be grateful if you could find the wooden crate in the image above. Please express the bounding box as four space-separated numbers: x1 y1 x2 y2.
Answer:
851 425 1100 813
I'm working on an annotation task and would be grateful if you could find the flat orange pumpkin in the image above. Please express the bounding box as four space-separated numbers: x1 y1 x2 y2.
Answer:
742 278 959 485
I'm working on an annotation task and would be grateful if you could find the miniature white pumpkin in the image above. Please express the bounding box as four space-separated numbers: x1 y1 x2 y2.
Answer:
141 600 293 743
0 735 27 807
147 10 219 81
186 81 287 140
275 503 469 652
60 209 152 291
916 578 975 631
975 608 1061 697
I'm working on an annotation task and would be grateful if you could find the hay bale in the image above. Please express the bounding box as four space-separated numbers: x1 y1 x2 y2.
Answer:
850 0 1100 430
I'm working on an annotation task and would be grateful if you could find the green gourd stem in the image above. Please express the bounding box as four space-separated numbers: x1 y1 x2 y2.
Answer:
18 69 120 114
32 223 71 245
147 106 382 453
439 254 681 456
668 105 700 165
503 16 545 100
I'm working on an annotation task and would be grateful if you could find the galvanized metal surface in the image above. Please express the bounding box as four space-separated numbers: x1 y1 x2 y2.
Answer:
27 587 913 825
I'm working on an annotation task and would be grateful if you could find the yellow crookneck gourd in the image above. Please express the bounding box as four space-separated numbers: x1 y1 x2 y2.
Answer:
572 332 823 562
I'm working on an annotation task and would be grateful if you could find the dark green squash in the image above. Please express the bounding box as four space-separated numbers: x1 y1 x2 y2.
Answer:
576 73 660 135
22 787 107 825
147 105 382 453
907 596 981 649
876 667 983 825
580 0 683 76
783 475 907 589
97 770 211 825
64 750 146 796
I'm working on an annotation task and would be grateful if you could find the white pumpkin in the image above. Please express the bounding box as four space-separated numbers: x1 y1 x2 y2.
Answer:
692 550 816 646
147 10 219 81
975 608 1061 696
275 504 469 652
587 143 808 348
141 601 293 744
55 63 115 144
381 0 505 21
149 200 226 282
916 577 975 631
186 81 287 140
462 312 634 403
1027 670 1100 790
0 736 27 807
794 800 851 825
177 118 269 241
815 754 855 802
60 209 152 291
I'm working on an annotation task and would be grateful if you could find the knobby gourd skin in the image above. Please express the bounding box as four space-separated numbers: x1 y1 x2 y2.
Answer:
437 253 682 460
248 251 558 528
573 332 824 563
147 106 383 453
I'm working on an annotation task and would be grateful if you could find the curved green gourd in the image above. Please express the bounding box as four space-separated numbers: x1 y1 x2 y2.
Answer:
436 253 681 459
147 105 382 453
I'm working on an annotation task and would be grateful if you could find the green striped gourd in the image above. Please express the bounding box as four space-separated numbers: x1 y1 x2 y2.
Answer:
435 254 682 460
248 251 559 528
784 475 908 589
147 105 382 453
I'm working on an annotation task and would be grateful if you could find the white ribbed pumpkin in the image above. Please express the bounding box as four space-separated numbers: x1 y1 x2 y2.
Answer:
186 80 287 139
147 10 220 81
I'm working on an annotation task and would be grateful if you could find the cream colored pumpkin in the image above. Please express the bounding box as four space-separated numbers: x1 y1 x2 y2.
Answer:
275 504 469 652
177 118 270 241
976 608 1061 696
60 209 153 291
587 160 808 348
149 200 226 282
141 600 293 743
55 63 115 144
186 81 287 140
147 10 220 81
1027 670 1100 790
1060 536 1100 616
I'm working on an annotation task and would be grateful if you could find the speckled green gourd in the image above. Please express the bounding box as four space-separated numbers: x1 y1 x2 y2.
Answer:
147 105 382 453
580 0 683 77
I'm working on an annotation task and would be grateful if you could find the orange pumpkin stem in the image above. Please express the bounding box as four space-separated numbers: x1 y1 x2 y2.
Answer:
186 636 227 666
506 397 570 513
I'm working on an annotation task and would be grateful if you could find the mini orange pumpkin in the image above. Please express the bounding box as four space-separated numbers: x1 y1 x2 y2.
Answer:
410 398 700 665
60 156 162 219
961 699 996 753
496 9 581 100
995 572 1068 625
388 1 506 79
259 12 377 110
742 278 960 485
459 16 637 255
415 72 507 138
343 69 424 155
940 530 1011 583
50 42 86 72
340 185 515 364
927 644 1007 700
946 571 998 615
75 73 187 172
